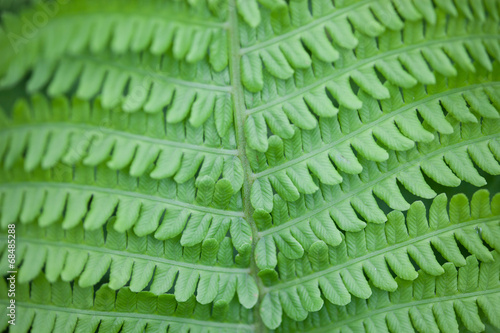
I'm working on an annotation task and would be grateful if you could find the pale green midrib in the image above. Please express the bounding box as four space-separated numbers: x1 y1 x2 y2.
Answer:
70 54 232 92
259 132 500 237
266 217 499 292
246 34 500 115
51 10 228 29
0 123 238 156
228 1 265 332
0 182 245 218
303 289 500 333
0 237 250 274
0 301 254 330
239 0 371 54
253 81 500 179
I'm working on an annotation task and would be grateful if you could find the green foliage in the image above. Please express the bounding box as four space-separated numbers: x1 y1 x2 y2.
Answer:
277 252 500 332
0 0 499 332
0 274 254 333
258 190 500 328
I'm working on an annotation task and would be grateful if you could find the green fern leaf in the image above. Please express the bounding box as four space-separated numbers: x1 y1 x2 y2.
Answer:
257 190 500 327
0 274 254 332
1 0 500 331
277 251 500 333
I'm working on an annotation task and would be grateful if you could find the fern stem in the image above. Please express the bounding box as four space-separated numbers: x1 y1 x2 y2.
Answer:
0 182 245 217
227 1 265 332
1 123 239 155
52 12 228 29
0 301 254 330
71 54 233 92
4 237 251 273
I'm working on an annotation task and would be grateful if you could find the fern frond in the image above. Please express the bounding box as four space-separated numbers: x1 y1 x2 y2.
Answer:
252 116 500 266
0 273 254 332
276 252 500 332
244 15 500 154
0 0 228 80
0 220 257 307
238 0 443 91
2 0 500 331
248 68 500 207
0 94 241 185
0 52 234 134
0 162 253 252
240 5 498 94
258 190 500 328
